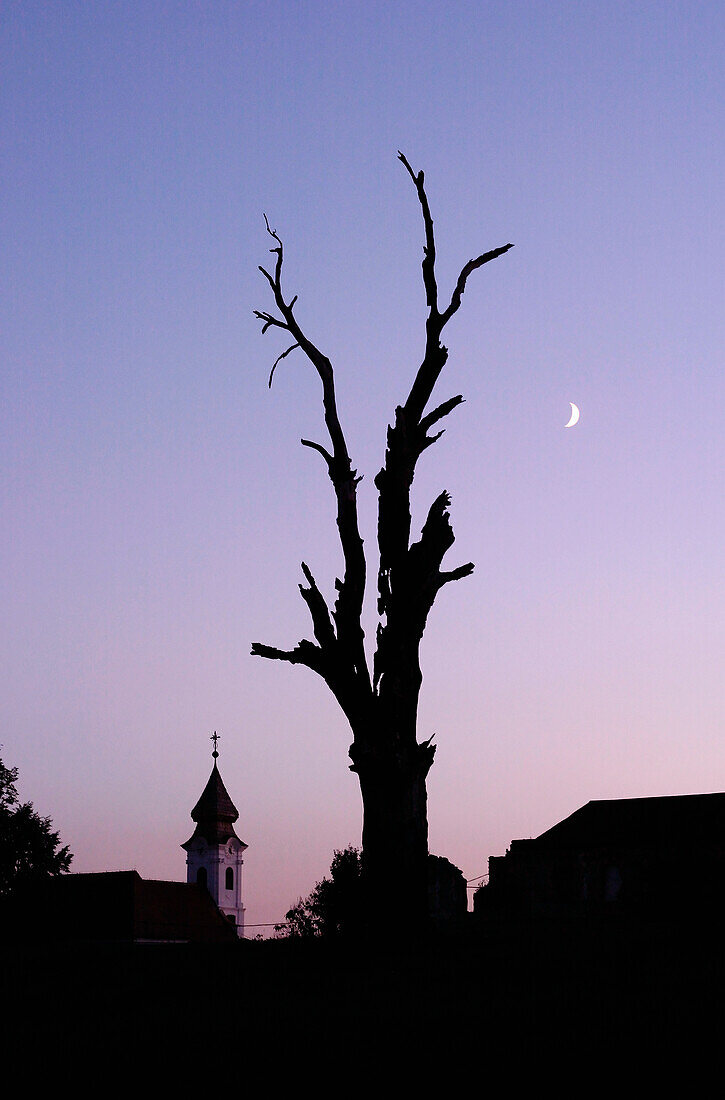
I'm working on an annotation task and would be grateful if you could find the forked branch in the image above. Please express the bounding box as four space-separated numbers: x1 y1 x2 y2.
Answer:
397 151 513 421
373 155 513 707
252 214 370 701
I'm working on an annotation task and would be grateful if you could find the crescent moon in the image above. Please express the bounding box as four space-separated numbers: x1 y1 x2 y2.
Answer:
565 402 580 428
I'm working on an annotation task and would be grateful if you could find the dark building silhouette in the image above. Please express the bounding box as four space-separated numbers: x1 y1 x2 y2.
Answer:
427 854 467 924
475 792 725 920
39 869 238 943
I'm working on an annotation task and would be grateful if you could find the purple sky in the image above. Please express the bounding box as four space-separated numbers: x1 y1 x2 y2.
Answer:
2 1 724 931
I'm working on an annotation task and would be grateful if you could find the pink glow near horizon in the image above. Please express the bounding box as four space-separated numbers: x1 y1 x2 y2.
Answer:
2 2 724 931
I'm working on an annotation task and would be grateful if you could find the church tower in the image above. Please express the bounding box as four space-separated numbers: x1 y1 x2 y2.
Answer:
182 734 248 937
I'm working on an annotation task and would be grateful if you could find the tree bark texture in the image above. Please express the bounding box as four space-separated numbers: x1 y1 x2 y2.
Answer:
252 154 512 929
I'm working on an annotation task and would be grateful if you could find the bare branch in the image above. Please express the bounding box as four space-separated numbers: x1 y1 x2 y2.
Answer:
301 438 334 469
413 490 457 565
440 243 514 328
250 638 326 676
269 342 300 387
253 309 288 335
375 160 512 629
397 153 513 424
263 212 283 248
299 561 336 650
419 394 464 434
254 214 371 701
438 561 475 586
398 151 438 316
257 265 277 294
418 429 445 454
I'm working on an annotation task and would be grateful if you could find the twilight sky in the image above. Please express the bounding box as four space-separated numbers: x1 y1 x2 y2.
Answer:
2 1 724 931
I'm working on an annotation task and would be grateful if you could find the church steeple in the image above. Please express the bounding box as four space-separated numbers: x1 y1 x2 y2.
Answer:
182 734 248 937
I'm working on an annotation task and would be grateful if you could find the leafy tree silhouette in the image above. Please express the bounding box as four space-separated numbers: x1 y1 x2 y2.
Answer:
277 846 362 939
0 752 72 898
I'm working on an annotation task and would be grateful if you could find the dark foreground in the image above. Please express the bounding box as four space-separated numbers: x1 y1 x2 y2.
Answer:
5 915 724 1080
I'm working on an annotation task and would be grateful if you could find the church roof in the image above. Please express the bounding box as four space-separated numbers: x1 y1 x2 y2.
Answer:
191 763 239 824
182 762 247 848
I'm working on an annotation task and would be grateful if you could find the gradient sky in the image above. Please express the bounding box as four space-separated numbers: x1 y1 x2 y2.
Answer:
2 1 724 932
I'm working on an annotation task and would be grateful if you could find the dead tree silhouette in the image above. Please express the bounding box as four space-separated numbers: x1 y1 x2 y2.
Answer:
252 153 512 927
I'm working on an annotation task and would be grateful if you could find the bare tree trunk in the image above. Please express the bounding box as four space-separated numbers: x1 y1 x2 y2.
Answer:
252 154 512 929
352 727 434 930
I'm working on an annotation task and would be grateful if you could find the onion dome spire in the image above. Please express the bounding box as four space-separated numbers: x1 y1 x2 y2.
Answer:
183 732 243 847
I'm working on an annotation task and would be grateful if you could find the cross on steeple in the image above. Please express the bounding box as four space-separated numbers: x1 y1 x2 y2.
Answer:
211 731 220 760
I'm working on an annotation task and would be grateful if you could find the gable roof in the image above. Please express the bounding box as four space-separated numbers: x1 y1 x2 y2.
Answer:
533 792 725 850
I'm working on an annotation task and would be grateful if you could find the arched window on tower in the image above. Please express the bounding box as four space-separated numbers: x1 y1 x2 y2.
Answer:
197 867 207 889
225 867 234 891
